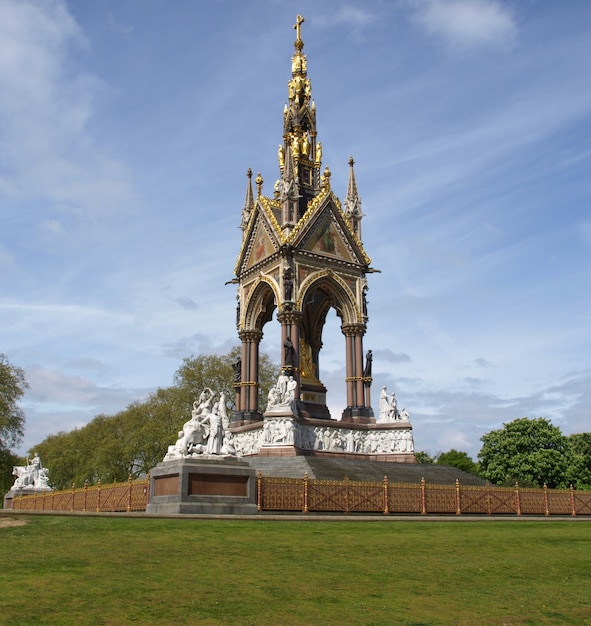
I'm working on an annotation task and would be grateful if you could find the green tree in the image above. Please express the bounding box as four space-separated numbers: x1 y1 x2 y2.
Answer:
33 429 88 490
0 354 29 497
436 449 479 475
174 347 278 415
478 417 578 489
565 433 591 489
569 433 591 473
414 451 435 464
0 354 28 451
0 449 25 497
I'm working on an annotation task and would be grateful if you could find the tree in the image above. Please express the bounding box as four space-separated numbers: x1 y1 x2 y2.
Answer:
478 417 580 489
0 353 28 451
569 433 591 473
566 433 591 489
1 354 29 496
174 347 279 415
414 451 435 464
0 448 25 496
436 449 479 475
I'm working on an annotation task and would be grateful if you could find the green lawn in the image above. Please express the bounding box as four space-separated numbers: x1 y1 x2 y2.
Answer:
1 514 590 625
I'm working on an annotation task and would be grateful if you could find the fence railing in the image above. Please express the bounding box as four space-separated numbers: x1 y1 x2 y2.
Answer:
10 474 591 516
256 474 591 516
11 477 150 513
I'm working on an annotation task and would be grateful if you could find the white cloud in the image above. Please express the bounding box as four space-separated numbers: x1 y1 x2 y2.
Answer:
0 0 136 219
410 0 517 49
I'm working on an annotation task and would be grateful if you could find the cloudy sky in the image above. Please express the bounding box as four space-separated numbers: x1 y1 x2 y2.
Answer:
2 0 590 458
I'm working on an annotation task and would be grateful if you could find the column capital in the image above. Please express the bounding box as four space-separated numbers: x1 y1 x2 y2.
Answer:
239 330 263 343
277 310 303 326
341 323 366 338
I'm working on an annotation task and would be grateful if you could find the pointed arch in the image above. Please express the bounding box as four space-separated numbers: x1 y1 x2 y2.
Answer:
243 275 280 332
298 269 360 327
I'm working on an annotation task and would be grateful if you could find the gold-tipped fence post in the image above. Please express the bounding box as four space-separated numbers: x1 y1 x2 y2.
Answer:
257 471 262 511
127 474 133 512
455 479 462 515
543 483 549 516
303 473 309 513
420 477 427 515
515 482 521 516
96 479 102 512
383 476 389 515
570 484 576 516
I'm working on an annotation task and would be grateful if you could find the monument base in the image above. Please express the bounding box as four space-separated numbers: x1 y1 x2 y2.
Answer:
146 457 258 515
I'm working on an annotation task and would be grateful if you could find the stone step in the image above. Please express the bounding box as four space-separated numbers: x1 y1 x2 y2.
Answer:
246 456 486 485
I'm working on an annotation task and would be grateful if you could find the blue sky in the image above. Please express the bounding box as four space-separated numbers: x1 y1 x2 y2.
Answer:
1 0 590 458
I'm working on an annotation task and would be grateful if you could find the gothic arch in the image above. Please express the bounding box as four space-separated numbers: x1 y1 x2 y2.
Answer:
242 276 280 332
298 271 359 328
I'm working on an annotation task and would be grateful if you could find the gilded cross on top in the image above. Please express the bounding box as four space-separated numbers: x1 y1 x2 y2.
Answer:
294 15 304 41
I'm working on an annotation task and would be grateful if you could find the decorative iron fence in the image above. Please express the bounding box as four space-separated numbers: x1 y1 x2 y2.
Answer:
10 474 591 516
11 477 150 513
256 474 591 516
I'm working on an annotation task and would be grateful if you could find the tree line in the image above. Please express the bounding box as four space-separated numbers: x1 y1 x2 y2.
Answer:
2 349 590 494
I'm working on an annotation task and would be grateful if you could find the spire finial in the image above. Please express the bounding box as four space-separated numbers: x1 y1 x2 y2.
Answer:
345 156 364 238
294 15 305 51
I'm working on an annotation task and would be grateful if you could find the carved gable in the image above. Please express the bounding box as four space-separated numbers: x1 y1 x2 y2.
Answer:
292 195 368 267
236 205 281 276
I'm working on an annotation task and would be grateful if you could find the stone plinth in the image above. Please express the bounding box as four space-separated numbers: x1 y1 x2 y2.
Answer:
146 457 258 515
3 488 51 510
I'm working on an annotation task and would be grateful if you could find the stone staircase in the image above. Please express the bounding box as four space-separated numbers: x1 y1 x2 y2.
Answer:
246 456 486 485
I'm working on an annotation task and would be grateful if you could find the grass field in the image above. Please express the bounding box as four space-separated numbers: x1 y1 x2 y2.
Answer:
1 514 590 626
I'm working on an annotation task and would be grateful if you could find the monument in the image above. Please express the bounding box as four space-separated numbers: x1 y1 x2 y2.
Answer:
148 16 415 513
228 15 415 461
4 453 52 509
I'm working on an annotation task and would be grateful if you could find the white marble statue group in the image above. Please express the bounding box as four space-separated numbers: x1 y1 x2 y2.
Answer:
11 454 51 491
379 386 410 422
265 372 297 411
163 380 415 462
164 388 236 460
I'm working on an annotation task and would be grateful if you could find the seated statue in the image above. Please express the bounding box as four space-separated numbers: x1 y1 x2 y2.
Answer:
11 454 51 491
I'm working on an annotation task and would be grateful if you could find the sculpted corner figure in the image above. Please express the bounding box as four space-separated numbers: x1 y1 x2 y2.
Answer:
379 386 390 422
11 454 51 490
266 374 297 411
164 388 236 460
363 350 373 378
284 337 295 367
378 386 406 422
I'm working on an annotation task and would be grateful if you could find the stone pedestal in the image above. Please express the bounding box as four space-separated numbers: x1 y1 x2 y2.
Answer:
146 457 258 515
3 488 51 509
